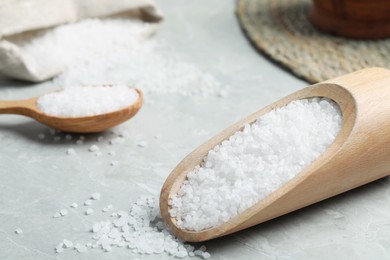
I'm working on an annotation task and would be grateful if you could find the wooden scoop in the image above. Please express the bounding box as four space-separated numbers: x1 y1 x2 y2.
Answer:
160 67 390 242
0 87 143 133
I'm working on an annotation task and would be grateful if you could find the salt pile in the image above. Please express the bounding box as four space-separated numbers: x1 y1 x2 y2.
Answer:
37 86 139 117
169 98 342 231
20 19 224 96
54 196 210 258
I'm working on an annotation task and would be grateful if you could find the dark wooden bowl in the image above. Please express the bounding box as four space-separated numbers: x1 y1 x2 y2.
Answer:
309 0 390 39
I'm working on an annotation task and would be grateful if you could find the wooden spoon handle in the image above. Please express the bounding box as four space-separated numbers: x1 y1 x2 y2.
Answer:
0 99 37 116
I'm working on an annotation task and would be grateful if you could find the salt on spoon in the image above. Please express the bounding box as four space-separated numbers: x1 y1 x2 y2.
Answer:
160 68 390 242
0 85 143 133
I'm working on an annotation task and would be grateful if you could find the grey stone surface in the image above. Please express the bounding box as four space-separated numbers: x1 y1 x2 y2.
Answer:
1 0 390 259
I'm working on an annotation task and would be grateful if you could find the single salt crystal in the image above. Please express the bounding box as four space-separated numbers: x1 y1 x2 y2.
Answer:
55 243 64 253
217 90 227 97
108 150 116 156
70 203 78 208
194 250 203 256
79 136 85 141
53 136 61 141
14 228 23 234
85 208 94 215
63 239 73 248
102 205 113 212
137 141 147 148
75 243 87 253
92 223 101 233
60 209 68 216
37 86 139 117
53 212 61 218
76 140 84 145
117 241 126 247
202 252 211 259
91 193 101 200
65 134 73 141
109 137 124 145
66 148 76 155
110 161 119 166
84 200 92 206
170 98 343 231
89 145 99 152
49 129 56 135
97 136 104 142
38 133 45 139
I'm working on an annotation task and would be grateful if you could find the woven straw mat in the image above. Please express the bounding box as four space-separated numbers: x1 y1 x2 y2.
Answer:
236 0 390 83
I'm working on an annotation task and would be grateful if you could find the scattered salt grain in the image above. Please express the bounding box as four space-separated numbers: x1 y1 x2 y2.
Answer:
79 136 85 141
108 151 116 156
53 212 61 218
75 243 88 253
55 243 64 253
94 152 103 157
137 141 148 148
85 208 94 215
89 145 99 152
109 137 125 145
102 205 113 212
70 203 78 208
63 239 73 248
110 161 119 166
60 209 68 216
91 193 101 200
92 223 101 233
217 90 228 98
66 148 76 155
169 98 342 231
49 129 56 135
76 140 84 145
194 250 203 256
53 136 61 141
37 86 139 117
14 228 23 234
202 252 211 259
65 134 73 141
97 136 104 142
84 200 92 206
54 196 210 258
38 133 45 139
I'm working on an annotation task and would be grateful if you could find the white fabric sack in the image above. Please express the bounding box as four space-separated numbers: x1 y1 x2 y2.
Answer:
0 0 163 82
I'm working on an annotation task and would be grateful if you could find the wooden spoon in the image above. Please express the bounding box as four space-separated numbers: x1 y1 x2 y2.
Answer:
160 67 390 242
0 87 143 133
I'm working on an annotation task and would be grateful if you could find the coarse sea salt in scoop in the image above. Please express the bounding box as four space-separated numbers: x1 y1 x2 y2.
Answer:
37 85 139 117
169 98 342 231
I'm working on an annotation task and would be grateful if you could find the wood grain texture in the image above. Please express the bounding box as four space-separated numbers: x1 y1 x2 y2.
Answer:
0 87 143 133
160 67 390 242
309 0 390 39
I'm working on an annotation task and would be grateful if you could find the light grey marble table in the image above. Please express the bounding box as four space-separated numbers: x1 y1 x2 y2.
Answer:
1 1 390 259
